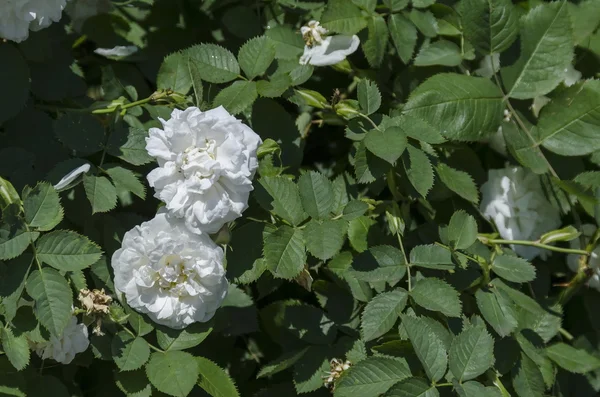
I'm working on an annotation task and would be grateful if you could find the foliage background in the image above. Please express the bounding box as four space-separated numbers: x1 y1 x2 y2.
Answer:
1 0 600 396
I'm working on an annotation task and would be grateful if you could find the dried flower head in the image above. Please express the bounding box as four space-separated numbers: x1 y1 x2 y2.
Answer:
323 358 351 390
78 288 112 315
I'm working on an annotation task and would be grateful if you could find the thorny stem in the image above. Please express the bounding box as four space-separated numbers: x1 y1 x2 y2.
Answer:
481 237 590 256
92 90 172 114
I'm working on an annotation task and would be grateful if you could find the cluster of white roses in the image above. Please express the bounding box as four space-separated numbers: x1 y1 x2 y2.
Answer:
112 106 261 329
0 0 110 42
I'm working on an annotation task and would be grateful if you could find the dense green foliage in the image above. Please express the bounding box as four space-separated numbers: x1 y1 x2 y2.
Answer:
1 0 600 396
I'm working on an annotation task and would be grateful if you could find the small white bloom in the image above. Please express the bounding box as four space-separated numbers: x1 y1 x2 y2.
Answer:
299 20 360 67
146 106 262 234
0 0 69 42
480 167 561 260
94 45 139 58
567 224 600 291
53 163 91 190
474 53 500 78
32 316 89 364
301 20 328 45
111 212 229 329
65 0 111 31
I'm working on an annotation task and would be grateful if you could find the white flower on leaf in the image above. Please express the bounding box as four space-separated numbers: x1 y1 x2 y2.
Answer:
111 211 228 329
0 0 69 43
567 224 600 291
146 106 261 235
299 20 359 66
53 163 91 190
32 316 89 364
480 167 561 260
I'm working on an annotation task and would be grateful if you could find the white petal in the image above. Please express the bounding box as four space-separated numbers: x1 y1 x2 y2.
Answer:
300 35 360 66
54 163 91 190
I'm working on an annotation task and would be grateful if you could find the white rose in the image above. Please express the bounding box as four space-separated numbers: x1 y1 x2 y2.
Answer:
0 0 69 43
111 211 228 329
567 224 600 291
299 20 360 66
32 316 89 364
480 167 561 260
146 106 262 234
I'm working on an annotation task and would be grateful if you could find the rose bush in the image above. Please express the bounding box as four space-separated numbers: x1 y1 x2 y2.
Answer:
1 1 600 397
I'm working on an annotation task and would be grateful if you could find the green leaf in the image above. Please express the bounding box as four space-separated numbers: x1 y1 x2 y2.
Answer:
384 378 439 397
354 141 390 184
257 348 309 378
409 244 454 270
112 332 150 371
107 127 153 166
361 289 408 341
298 171 334 219
256 74 292 98
436 163 479 203
196 357 240 397
414 40 462 67
54 113 105 156
403 73 503 141
185 44 240 84
454 381 502 397
115 369 152 397
157 52 192 94
502 2 573 99
146 351 199 397
403 145 434 198
351 245 407 283
347 216 376 253
363 15 389 67
322 0 367 35
23 182 63 231
546 343 600 374
188 60 203 106
533 80 600 156
264 225 306 279
0 256 32 321
388 14 417 65
258 176 306 225
449 323 495 382
459 0 519 54
343 200 369 220
401 315 448 382
0 224 38 261
502 119 548 174
105 166 145 200
35 230 102 271
491 255 536 283
475 287 517 337
512 354 545 397
447 210 478 250
83 175 117 214
0 327 29 371
358 80 382 116
238 36 275 80
364 127 407 165
156 322 213 351
573 171 600 189
408 9 438 38
213 81 258 115
25 268 73 337
334 356 411 397
305 219 347 261
411 278 462 317
265 26 305 59
0 44 29 125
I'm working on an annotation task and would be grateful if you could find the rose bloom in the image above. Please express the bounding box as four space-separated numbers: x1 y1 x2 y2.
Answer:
480 167 561 260
146 106 261 235
0 0 69 43
32 316 89 364
111 211 228 329
567 224 600 291
299 20 360 66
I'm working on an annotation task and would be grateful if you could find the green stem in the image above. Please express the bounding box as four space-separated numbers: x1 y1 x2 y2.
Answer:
435 383 453 387
559 327 575 341
92 96 155 114
358 113 380 130
118 323 164 352
558 266 594 305
483 237 589 256
397 233 411 291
